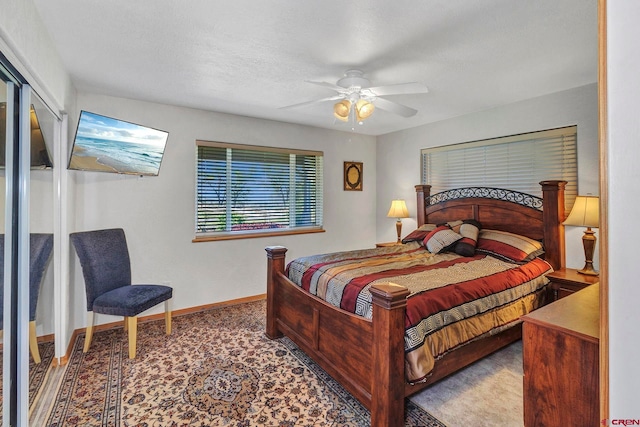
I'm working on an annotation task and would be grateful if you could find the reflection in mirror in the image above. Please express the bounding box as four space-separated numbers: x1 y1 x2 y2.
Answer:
27 92 56 409
0 88 56 419
0 102 53 169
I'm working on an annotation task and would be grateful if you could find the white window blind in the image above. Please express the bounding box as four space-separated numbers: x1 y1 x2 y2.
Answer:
421 126 578 212
196 140 323 236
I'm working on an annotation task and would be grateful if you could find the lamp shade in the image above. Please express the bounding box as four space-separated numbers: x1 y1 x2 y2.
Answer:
355 99 375 121
563 195 599 228
387 200 409 219
333 100 351 122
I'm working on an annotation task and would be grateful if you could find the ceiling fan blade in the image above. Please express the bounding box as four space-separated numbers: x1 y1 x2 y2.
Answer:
306 80 347 92
374 97 418 118
367 82 428 96
280 94 345 110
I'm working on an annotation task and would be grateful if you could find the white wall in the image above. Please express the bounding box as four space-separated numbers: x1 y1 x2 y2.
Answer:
607 0 640 418
376 84 599 271
0 0 73 113
68 92 377 330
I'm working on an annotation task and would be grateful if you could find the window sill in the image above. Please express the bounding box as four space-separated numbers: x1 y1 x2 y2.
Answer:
193 227 325 242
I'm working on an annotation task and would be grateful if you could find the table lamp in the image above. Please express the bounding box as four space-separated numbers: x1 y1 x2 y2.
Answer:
563 195 599 276
387 200 409 243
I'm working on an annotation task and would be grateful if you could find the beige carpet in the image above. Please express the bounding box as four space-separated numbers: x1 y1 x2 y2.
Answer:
410 341 524 427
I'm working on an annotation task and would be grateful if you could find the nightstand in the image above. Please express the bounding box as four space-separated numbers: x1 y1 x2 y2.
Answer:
546 267 599 300
376 242 403 247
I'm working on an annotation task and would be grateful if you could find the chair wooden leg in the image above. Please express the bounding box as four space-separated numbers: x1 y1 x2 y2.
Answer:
29 321 41 364
165 299 172 335
83 312 95 353
127 316 137 359
123 317 128 332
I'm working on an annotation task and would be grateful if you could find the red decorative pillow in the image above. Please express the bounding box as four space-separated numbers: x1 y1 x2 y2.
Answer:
423 225 462 254
402 224 437 245
476 229 544 263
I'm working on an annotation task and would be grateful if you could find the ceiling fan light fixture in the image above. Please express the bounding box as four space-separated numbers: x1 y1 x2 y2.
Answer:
333 100 351 122
283 69 425 125
355 99 375 121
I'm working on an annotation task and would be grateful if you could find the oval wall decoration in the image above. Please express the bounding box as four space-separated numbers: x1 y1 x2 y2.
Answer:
343 161 363 191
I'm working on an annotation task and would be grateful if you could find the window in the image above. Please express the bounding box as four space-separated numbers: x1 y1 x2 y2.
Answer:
421 126 578 212
195 140 323 240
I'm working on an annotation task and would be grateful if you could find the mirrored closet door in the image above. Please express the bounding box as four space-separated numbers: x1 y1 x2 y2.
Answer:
1 59 58 426
1 69 8 427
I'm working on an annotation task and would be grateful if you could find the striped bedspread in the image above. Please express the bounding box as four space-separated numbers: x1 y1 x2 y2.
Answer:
286 241 552 381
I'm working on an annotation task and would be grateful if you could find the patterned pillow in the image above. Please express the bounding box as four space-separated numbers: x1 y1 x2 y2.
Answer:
402 224 437 245
450 219 482 257
476 229 544 263
423 225 463 254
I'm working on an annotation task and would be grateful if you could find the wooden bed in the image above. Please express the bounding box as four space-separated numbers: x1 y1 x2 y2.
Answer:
265 180 566 427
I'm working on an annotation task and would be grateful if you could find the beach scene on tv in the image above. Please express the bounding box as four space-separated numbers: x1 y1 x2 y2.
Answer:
69 111 168 176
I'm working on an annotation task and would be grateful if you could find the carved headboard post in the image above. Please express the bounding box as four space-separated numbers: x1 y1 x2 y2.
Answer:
414 185 432 227
540 180 567 270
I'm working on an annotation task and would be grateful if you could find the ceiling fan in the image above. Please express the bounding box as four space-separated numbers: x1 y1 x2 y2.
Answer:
283 69 429 124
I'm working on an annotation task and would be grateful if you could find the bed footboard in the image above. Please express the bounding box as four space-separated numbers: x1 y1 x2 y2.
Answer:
265 246 409 427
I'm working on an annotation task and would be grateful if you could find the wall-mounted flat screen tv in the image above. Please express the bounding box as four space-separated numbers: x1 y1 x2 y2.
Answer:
69 110 169 176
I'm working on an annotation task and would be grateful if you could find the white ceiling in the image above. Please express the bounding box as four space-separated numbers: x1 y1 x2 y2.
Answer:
32 0 597 136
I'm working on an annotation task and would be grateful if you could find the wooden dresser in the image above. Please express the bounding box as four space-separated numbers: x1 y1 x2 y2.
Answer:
521 283 599 427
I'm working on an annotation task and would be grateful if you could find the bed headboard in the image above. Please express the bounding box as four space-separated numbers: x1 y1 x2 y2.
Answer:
415 180 567 270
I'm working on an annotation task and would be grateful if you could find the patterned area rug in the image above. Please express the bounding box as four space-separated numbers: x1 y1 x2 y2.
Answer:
45 300 444 426
0 340 56 417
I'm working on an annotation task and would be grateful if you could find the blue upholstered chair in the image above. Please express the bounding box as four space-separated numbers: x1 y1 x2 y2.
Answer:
0 233 54 363
70 228 173 359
